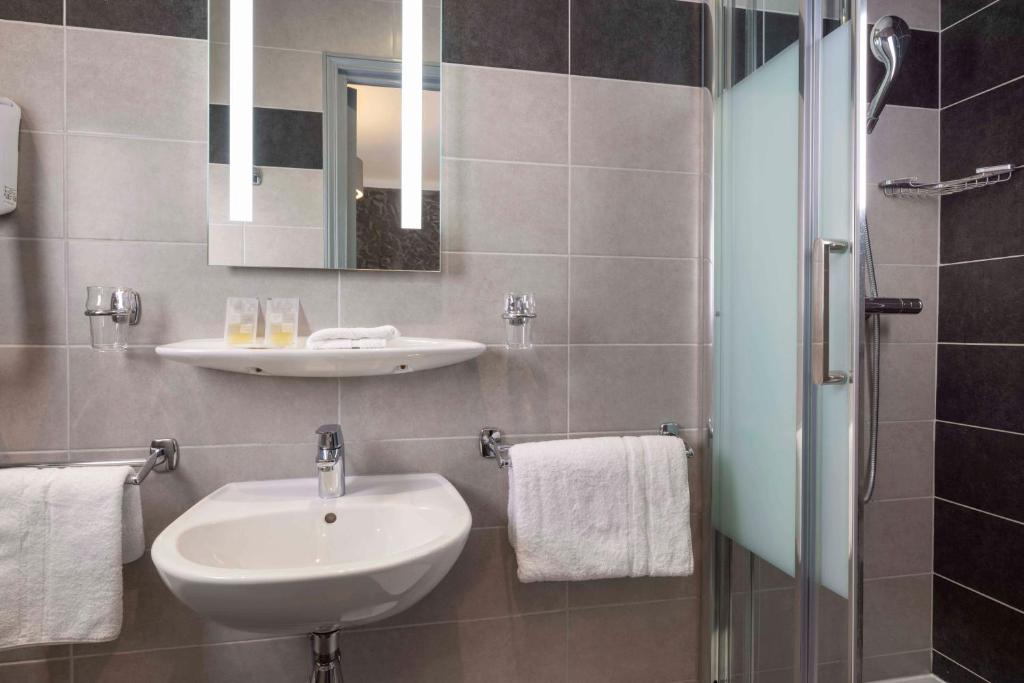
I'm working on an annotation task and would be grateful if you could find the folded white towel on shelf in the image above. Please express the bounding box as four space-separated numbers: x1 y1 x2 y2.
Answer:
0 466 138 650
307 338 388 350
507 435 692 582
307 326 399 342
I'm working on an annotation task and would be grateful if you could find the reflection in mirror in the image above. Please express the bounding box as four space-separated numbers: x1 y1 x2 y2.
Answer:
323 58 440 269
208 0 441 271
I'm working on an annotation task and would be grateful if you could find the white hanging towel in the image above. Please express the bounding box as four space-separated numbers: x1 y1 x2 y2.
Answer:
0 465 142 650
508 435 693 582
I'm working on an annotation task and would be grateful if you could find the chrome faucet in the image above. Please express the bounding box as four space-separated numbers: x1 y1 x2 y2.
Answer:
315 424 345 499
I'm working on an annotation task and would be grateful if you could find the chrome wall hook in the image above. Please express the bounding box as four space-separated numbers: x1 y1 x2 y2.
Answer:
480 428 512 468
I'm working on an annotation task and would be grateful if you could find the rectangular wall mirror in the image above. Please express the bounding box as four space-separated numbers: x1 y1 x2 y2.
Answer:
208 0 441 271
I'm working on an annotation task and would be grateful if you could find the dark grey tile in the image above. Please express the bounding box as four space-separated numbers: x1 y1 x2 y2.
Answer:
375 528 566 628
936 345 1024 433
73 637 308 683
872 420 934 500
863 575 932 656
940 258 1024 343
863 498 933 578
0 0 62 24
763 11 799 64
567 599 699 683
728 6 757 85
343 612 569 683
933 651 988 683
0 659 70 683
862 649 931 682
941 0 1024 105
940 77 1024 263
867 27 938 108
702 3 712 88
209 105 323 170
933 575 1024 682
442 0 568 73
570 0 702 86
936 421 1024 523
942 0 992 28
941 177 1024 264
935 499 1024 611
0 645 69 666
67 0 206 39
75 554 267 656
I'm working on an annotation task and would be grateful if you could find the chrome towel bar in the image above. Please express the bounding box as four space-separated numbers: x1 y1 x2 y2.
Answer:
0 438 179 485
480 422 694 469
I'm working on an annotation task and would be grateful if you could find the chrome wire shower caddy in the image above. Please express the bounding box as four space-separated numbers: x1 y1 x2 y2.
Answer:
880 163 1016 199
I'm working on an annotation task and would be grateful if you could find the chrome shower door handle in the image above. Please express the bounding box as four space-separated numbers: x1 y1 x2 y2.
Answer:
812 238 849 385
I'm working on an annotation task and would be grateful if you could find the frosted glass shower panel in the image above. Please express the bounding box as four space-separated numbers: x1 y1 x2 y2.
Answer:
713 40 800 577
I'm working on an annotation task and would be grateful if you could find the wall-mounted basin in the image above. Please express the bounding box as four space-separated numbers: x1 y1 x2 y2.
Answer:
151 474 471 634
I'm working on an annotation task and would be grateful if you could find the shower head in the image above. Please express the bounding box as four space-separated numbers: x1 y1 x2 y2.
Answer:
866 15 911 134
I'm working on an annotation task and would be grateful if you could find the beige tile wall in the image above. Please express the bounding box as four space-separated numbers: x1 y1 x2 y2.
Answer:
862 101 940 681
0 15 706 683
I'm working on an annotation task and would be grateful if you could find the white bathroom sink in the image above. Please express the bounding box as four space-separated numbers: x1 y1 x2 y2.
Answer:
154 337 486 377
151 474 471 634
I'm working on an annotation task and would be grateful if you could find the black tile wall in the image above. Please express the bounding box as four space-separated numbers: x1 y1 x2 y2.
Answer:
935 8 1024 674
209 105 324 170
940 87 1024 262
933 577 1024 682
941 0 1024 106
936 345 1024 434
0 0 62 25
867 27 939 109
933 651 989 683
763 12 798 64
67 0 206 40
942 0 994 28
571 0 702 86
941 180 1024 264
442 0 568 73
934 500 1024 610
728 7 756 85
936 422 1024 523
938 257 1024 342
941 73 1024 182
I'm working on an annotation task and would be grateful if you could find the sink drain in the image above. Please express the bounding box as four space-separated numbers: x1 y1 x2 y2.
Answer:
324 513 337 524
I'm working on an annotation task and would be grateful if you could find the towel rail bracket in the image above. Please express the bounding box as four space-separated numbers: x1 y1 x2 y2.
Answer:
480 422 694 469
0 437 179 486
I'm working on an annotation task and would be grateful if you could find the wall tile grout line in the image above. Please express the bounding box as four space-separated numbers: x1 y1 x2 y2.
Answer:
932 649 997 683
939 0 1003 34
938 252 1024 268
935 418 1024 438
939 71 1024 113
934 573 1024 617
863 571 934 584
934 496 1024 528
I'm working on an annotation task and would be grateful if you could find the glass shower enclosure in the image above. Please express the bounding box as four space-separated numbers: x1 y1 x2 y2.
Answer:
707 0 864 680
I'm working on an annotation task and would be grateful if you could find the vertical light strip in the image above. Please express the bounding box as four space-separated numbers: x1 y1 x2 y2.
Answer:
229 0 254 222
401 0 423 229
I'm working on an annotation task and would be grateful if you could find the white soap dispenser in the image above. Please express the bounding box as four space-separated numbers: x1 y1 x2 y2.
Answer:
0 97 21 216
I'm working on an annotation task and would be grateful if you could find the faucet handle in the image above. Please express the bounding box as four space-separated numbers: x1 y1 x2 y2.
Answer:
316 424 343 450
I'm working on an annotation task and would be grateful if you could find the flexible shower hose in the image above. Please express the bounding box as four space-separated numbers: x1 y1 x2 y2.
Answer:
861 218 881 504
